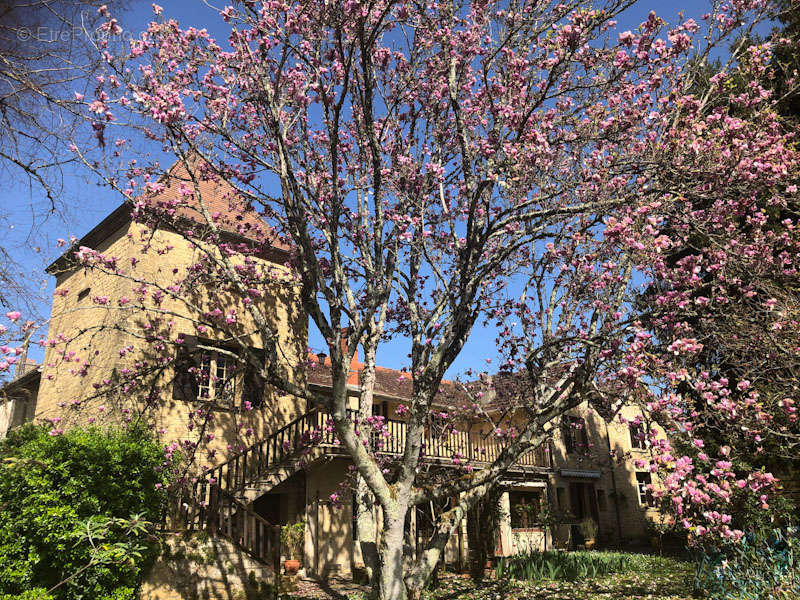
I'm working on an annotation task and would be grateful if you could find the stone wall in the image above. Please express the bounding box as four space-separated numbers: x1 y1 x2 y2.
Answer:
141 533 276 600
304 458 354 578
547 400 665 545
35 221 307 469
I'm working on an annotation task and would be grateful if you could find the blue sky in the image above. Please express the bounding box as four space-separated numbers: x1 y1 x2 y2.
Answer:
2 0 766 375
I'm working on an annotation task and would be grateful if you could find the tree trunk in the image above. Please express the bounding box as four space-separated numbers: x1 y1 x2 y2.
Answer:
466 501 487 581
356 475 379 584
377 507 408 600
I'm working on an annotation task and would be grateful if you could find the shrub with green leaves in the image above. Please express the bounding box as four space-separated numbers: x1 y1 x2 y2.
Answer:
0 423 172 600
693 528 800 600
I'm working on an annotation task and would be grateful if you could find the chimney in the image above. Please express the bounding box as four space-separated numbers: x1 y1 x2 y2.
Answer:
341 327 359 386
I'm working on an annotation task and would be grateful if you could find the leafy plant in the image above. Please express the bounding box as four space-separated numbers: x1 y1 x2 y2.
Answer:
534 505 561 530
281 517 305 561
579 518 598 541
495 550 641 582
0 423 173 599
693 528 800 600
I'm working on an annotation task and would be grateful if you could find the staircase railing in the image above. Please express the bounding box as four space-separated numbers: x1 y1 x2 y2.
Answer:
198 408 330 501
182 484 280 568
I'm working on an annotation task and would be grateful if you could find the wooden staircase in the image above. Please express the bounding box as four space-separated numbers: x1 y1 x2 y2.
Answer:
175 409 334 566
184 484 281 569
195 409 334 506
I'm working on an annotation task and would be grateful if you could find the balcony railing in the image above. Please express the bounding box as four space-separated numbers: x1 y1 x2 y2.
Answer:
327 410 552 469
373 415 551 468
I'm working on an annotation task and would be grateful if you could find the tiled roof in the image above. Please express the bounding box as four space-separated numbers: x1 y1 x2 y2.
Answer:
306 352 465 404
47 159 291 273
0 363 40 395
13 359 39 379
149 160 292 252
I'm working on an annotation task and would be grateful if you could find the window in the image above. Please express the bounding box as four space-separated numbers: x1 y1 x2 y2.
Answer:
629 421 647 450
196 350 236 403
77 288 91 302
173 343 238 406
509 490 542 529
173 339 267 410
636 472 655 507
596 489 607 512
562 415 588 454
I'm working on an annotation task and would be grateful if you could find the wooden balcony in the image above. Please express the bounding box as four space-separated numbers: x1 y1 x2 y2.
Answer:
317 410 553 471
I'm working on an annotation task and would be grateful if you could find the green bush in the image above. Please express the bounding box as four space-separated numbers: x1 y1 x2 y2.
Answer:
693 528 800 600
0 590 55 600
0 423 172 600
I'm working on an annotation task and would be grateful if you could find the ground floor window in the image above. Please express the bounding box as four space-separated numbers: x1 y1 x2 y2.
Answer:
509 490 543 529
636 472 655 507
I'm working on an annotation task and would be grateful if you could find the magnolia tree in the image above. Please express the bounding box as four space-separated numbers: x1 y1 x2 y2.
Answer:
0 0 144 317
0 311 36 381
40 0 794 598
628 39 800 543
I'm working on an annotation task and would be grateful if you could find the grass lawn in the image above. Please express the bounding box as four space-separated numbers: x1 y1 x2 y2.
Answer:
422 554 695 600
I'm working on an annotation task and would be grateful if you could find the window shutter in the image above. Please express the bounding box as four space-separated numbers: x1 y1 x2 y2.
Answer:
579 418 588 449
242 349 267 409
172 336 199 401
243 367 265 408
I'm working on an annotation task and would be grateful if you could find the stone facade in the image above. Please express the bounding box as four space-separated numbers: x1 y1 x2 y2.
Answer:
141 534 277 600
0 367 40 438
545 400 664 547
35 211 306 465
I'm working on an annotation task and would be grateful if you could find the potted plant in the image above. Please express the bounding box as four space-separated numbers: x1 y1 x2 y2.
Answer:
281 518 305 575
579 517 598 550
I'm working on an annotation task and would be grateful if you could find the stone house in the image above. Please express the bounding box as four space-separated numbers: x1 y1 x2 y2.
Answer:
0 359 40 438
6 168 665 593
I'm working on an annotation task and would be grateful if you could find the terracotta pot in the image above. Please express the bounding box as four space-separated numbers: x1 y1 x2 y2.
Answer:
284 559 300 575
585 539 596 550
